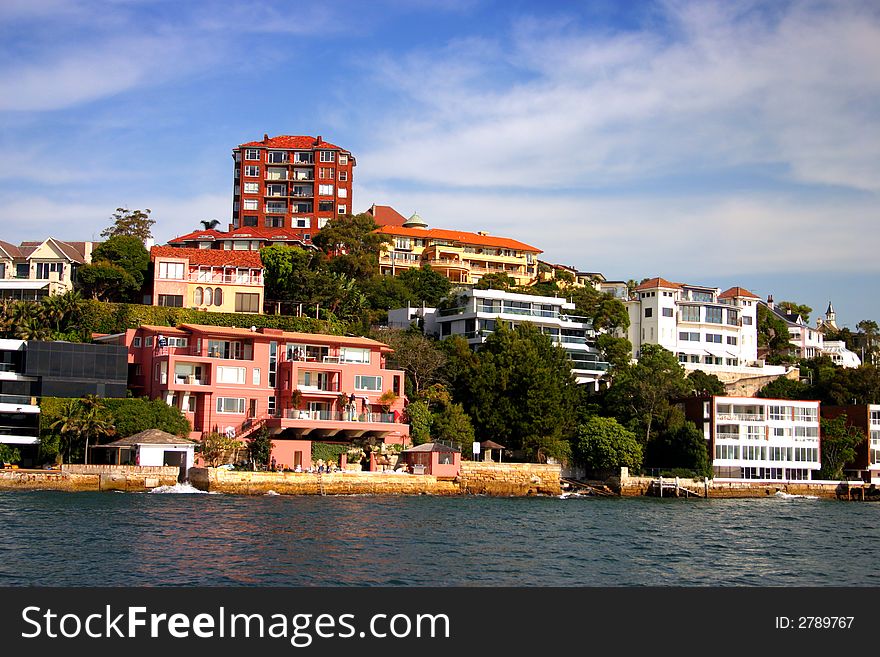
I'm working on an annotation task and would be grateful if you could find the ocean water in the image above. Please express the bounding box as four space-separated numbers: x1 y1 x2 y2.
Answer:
0 490 876 586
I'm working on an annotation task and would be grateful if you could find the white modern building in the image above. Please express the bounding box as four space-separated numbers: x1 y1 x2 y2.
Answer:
626 278 787 380
681 395 822 481
390 289 610 387
0 339 40 463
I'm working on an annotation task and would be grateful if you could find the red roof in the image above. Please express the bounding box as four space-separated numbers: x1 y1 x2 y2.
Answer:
633 277 683 291
237 135 346 151
376 226 541 253
366 204 408 227
168 226 314 245
718 286 760 299
150 246 263 268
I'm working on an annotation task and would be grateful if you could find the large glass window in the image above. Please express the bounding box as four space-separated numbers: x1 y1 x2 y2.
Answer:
158 262 184 279
355 375 382 391
235 293 260 313
339 347 370 364
216 397 245 414
705 306 723 324
157 294 183 307
680 305 700 322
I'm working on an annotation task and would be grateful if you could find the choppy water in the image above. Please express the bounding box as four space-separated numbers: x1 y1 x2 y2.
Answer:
1 491 876 586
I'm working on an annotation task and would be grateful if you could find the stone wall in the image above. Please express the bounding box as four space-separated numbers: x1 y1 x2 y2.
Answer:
722 367 800 398
458 462 562 496
0 466 179 492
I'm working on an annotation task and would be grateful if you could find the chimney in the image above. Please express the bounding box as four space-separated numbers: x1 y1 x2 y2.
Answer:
315 135 322 145
263 133 269 142
767 294 774 309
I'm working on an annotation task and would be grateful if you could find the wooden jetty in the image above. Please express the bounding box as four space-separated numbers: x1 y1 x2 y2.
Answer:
647 476 707 498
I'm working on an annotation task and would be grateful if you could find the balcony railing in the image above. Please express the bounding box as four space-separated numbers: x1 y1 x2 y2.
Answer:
0 393 37 406
189 274 262 285
716 413 765 422
265 205 288 214
296 382 341 393
716 432 741 440
284 410 397 423
172 376 208 386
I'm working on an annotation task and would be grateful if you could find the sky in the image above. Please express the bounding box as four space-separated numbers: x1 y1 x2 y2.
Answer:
1 0 878 328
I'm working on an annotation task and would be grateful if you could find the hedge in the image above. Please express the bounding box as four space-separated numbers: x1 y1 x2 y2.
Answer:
80 300 342 336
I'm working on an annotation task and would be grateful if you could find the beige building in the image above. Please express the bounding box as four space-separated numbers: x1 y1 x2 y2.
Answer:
0 238 96 300
375 212 541 287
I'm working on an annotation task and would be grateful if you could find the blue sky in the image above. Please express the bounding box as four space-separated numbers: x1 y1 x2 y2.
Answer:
1 0 878 328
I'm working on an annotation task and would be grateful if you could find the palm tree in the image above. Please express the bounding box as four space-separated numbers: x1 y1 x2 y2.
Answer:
200 219 221 230
50 398 115 464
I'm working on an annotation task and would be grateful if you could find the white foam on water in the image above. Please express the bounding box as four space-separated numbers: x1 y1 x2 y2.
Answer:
148 482 211 494
265 490 281 496
775 491 819 500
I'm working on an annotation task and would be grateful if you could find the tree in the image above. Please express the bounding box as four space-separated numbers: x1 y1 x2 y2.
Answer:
644 421 711 477
0 444 21 465
76 262 136 302
778 301 812 323
49 397 115 464
379 329 446 397
757 304 794 359
405 400 432 445
431 402 475 454
757 375 810 400
574 416 642 472
200 219 221 230
856 320 879 365
591 296 630 333
247 428 274 468
605 344 692 445
596 334 632 371
103 397 191 438
687 370 726 396
199 432 241 467
819 414 862 480
92 235 150 290
474 272 515 291
397 265 452 306
444 323 579 461
315 213 391 280
101 208 155 240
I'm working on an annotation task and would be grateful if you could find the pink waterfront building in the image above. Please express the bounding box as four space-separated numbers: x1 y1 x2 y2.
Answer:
97 324 409 469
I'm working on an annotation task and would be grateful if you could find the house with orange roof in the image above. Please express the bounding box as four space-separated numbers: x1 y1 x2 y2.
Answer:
231 134 355 237
626 277 789 382
0 238 97 300
166 226 317 251
149 246 264 314
374 211 541 287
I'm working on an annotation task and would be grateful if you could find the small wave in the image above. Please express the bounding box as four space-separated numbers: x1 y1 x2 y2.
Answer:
775 491 819 500
265 490 281 496
148 483 210 495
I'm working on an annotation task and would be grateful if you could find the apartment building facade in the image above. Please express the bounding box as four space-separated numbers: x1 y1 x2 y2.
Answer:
149 246 265 313
680 395 822 481
821 404 880 482
376 213 541 287
98 324 409 470
167 226 317 252
627 278 787 380
0 238 96 300
231 135 355 237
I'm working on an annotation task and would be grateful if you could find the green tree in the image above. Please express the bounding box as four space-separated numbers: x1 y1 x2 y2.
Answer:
247 428 274 467
474 272 515 291
101 208 155 240
76 262 136 302
645 421 711 477
405 400 432 445
379 329 446 397
757 304 794 358
687 370 726 396
819 414 862 480
103 397 191 438
431 402 475 454
596 334 632 371
591 296 630 333
574 416 642 472
605 344 692 445
0 444 21 464
199 432 240 467
92 235 150 291
316 213 390 280
49 397 115 464
444 323 579 461
397 265 452 306
757 375 811 400
778 301 812 323
856 320 879 365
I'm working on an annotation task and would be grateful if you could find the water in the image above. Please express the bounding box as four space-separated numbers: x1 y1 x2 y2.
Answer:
1 491 877 586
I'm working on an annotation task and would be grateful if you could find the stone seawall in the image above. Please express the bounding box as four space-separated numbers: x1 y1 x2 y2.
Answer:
459 463 562 496
0 466 180 492
189 463 562 497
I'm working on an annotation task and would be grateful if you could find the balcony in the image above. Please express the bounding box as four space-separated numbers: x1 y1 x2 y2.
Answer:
172 375 208 386
295 382 342 393
285 410 396 423
190 273 262 285
716 412 765 422
716 432 741 441
265 205 288 214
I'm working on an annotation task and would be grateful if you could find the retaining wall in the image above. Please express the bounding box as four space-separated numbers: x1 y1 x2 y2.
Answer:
0 465 179 492
459 462 562 496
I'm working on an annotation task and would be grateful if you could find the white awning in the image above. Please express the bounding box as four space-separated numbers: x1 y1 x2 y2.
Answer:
0 435 40 445
0 280 49 290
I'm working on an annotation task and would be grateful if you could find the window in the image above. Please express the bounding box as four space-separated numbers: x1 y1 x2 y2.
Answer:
337 188 347 198
644 307 652 318
318 184 334 196
680 306 700 322
727 309 739 325
245 149 260 160
662 307 674 317
705 306 723 323
216 397 245 414
133 337 142 348
793 407 817 422
294 218 310 228
36 262 63 279
214 288 222 306
338 171 348 181
714 444 740 460
166 337 188 347
395 237 412 250
204 287 213 306
157 294 183 307
244 165 260 177
679 331 699 341
235 292 260 313
146 337 154 347
355 375 382 391
319 167 334 179
746 426 763 440
319 150 335 162
339 155 348 165
158 262 184 279
186 396 196 413
318 201 334 212
267 151 287 163
243 216 258 227
337 205 346 214
706 333 722 343
727 336 738 345
194 287 203 305
243 182 259 194
252 368 260 386
340 347 370 364
265 217 284 228
769 405 789 421
243 199 258 210
217 366 246 384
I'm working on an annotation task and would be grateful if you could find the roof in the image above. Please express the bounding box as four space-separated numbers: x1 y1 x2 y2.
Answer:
718 286 761 300
377 226 541 253
237 135 346 151
172 323 393 350
366 204 408 227
402 442 461 453
14 238 90 263
168 226 315 246
0 240 23 258
634 277 683 292
151 246 263 268
480 440 506 449
102 429 195 447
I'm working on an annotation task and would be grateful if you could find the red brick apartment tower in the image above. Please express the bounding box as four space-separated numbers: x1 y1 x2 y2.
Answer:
231 135 355 240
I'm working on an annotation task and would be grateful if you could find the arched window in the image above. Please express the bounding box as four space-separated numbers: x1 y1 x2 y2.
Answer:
194 287 203 306
204 287 213 306
214 288 223 306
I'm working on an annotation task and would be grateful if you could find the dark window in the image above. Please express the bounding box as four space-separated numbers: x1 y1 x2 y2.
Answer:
318 200 334 212
158 294 183 307
644 307 653 318
235 293 260 313
662 307 674 317
243 216 258 227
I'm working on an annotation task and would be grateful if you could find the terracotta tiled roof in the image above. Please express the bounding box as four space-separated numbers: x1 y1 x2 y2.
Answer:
167 229 226 243
168 226 314 245
237 135 345 151
718 286 760 299
15 238 90 262
366 204 408 227
150 246 263 268
175 323 391 350
376 226 541 253
633 277 683 291
0 240 22 258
